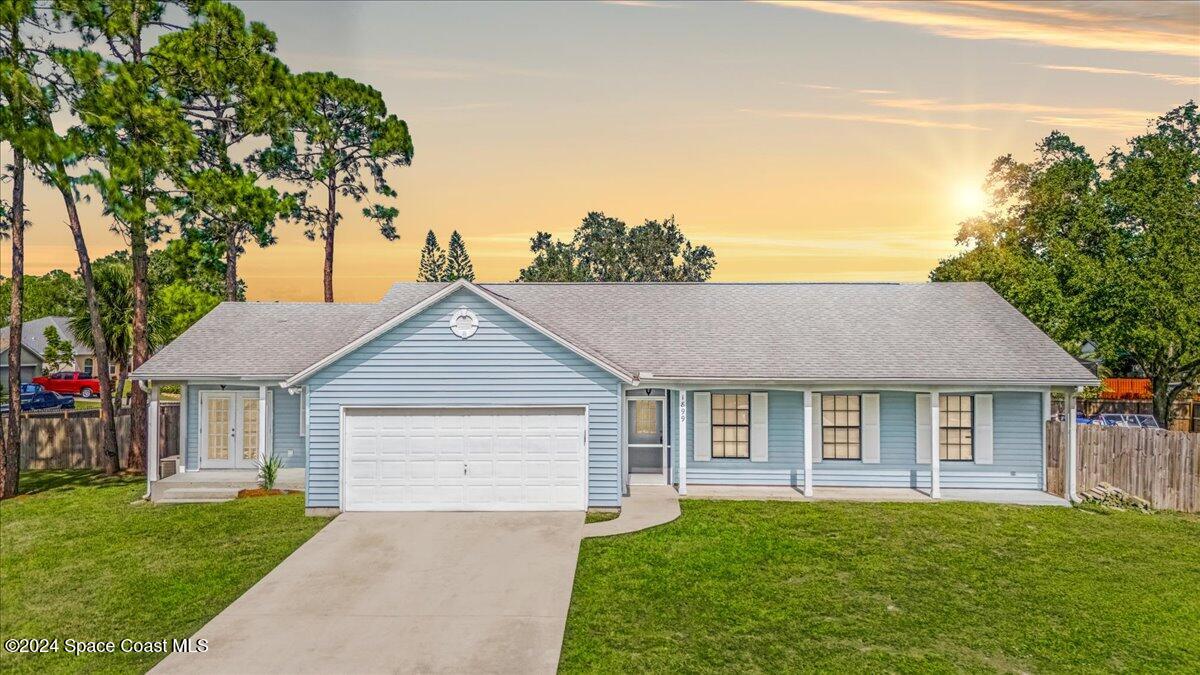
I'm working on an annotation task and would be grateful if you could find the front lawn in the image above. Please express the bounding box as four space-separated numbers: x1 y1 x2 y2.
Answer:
562 500 1200 672
0 470 330 673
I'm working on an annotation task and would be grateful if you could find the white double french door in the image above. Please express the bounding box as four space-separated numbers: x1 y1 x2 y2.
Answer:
200 391 264 469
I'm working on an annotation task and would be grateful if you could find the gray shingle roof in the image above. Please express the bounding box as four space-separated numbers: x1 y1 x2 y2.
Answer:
134 282 1097 385
132 302 385 378
0 316 92 358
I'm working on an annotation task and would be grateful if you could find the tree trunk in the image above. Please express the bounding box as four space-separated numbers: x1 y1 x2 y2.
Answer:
114 362 128 412
323 174 337 302
1151 374 1174 426
225 226 239 301
129 219 150 473
2 149 25 499
59 180 121 474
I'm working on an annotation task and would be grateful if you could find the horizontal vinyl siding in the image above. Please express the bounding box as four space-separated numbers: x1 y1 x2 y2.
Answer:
304 289 622 509
671 389 1045 490
942 391 1043 489
814 391 927 488
184 384 304 470
672 390 806 486
271 388 304 468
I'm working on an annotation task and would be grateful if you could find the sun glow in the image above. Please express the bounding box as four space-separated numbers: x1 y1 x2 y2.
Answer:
953 182 988 217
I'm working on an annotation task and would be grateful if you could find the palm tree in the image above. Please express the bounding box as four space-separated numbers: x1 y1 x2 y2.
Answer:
69 263 165 408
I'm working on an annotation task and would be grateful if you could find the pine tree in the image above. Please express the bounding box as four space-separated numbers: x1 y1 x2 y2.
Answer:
417 230 445 282
444 230 475 281
255 71 413 302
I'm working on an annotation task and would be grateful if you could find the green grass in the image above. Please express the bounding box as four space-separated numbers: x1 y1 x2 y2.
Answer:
562 500 1200 673
1 470 330 673
585 510 620 524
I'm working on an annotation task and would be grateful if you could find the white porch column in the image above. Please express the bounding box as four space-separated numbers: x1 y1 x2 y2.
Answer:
1041 389 1052 491
1066 389 1078 501
678 388 688 496
929 390 941 499
177 383 188 472
258 384 269 465
803 390 814 497
618 384 627 495
146 384 160 485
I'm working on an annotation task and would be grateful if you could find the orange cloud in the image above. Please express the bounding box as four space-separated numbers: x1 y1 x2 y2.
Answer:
764 1 1200 57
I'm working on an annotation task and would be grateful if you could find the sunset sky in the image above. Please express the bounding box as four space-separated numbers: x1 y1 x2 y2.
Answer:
6 1 1198 301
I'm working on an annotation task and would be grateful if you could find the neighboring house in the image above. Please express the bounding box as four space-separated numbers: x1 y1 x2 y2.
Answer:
132 280 1097 513
0 316 101 377
0 342 45 386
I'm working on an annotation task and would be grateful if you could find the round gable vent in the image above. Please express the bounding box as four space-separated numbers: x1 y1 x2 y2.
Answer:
449 307 479 339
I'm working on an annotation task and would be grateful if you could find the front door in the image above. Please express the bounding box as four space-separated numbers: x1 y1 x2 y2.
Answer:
200 391 262 469
627 396 667 482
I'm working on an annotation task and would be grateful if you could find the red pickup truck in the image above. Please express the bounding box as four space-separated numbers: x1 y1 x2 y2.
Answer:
33 371 102 398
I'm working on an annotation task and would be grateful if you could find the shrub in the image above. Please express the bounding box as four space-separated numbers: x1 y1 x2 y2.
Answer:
257 453 285 490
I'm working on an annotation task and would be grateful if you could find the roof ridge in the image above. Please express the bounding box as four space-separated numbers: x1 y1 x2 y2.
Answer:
480 281 911 286
229 301 380 307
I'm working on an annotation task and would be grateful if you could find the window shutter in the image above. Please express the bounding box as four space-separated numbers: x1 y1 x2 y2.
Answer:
862 393 881 464
916 393 931 464
750 392 769 462
812 393 823 463
974 394 993 465
693 392 711 462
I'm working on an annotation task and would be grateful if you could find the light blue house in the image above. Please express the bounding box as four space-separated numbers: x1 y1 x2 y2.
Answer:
133 280 1096 512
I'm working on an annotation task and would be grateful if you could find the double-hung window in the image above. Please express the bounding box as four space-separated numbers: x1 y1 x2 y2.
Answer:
822 394 861 459
939 394 973 460
711 394 750 459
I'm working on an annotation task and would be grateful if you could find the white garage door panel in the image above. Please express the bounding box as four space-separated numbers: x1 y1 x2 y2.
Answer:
344 408 586 511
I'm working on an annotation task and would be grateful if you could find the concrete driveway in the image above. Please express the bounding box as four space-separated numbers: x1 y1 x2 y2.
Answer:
152 511 583 674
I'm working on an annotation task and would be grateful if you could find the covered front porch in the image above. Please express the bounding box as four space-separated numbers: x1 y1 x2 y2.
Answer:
619 383 1084 503
143 379 307 502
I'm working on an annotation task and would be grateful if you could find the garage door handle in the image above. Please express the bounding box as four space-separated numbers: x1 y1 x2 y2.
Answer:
463 462 467 475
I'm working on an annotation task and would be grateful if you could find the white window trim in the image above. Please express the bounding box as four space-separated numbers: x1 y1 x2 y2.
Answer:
939 393 976 462
820 393 864 461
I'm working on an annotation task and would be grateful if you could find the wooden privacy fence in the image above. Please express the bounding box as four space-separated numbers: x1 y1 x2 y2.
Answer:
0 403 179 471
1046 420 1199 512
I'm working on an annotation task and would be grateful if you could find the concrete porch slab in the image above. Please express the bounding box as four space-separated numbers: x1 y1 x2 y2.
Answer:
156 468 305 486
684 485 1069 507
151 468 305 503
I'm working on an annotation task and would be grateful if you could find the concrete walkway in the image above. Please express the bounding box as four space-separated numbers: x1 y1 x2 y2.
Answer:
583 484 681 538
685 485 1069 506
152 511 582 674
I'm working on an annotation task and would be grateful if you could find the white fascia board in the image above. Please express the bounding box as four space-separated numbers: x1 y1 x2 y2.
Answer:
280 279 471 387
470 284 634 383
283 279 633 388
638 377 1095 391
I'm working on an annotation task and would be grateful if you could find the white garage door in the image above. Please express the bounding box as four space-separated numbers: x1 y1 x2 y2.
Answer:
343 408 587 511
